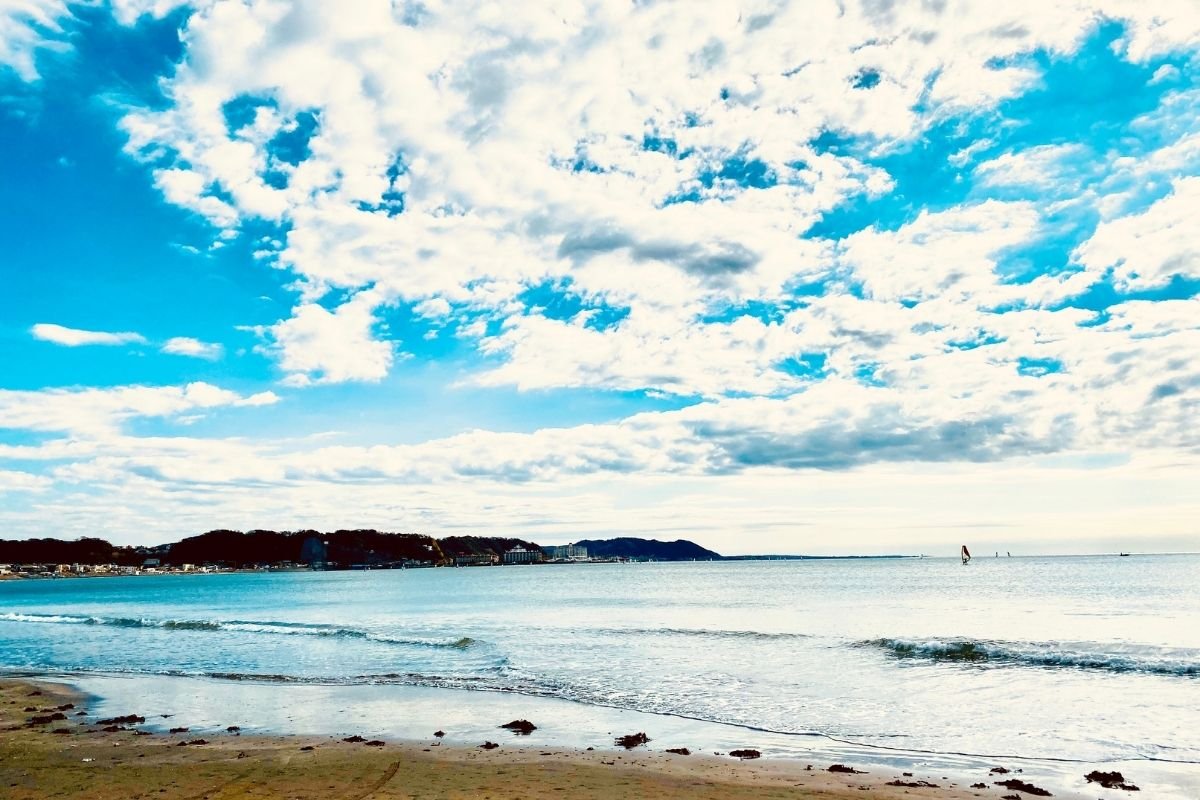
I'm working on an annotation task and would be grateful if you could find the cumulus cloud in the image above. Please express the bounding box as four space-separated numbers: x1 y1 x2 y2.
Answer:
108 0 1200 385
0 468 51 493
162 336 224 360
31 323 147 347
0 382 278 435
840 201 1043 305
260 291 394 385
1074 177 1200 290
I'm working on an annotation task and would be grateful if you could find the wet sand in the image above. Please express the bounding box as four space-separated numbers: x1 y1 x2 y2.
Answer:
0 679 1075 799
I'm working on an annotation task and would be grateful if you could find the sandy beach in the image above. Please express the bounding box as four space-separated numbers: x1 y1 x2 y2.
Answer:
0 678 1064 800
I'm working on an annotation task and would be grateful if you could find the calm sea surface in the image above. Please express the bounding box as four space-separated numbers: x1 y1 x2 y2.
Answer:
2 555 1198 764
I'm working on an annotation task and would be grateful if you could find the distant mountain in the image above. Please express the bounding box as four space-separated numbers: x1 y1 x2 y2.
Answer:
572 537 722 561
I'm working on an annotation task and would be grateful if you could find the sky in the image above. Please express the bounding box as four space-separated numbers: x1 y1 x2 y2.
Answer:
0 0 1198 556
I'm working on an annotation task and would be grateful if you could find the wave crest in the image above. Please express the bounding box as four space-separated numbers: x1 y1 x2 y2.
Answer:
862 637 1200 677
0 612 477 650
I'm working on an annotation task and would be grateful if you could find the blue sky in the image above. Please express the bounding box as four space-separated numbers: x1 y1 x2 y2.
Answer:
1 2 1198 554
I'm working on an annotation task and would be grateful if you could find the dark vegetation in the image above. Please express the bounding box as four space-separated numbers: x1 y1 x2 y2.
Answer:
0 537 142 566
572 537 721 561
1 531 723 568
440 536 541 561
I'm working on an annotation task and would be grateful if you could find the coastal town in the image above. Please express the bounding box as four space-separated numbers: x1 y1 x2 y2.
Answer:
0 543 588 579
0 532 722 579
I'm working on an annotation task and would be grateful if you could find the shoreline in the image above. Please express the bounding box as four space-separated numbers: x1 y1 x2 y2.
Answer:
0 675 1122 799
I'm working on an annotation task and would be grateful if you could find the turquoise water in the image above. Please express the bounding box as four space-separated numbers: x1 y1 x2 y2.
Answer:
2 555 1198 766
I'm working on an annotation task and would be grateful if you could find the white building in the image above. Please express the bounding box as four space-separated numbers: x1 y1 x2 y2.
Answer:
503 546 541 564
549 544 589 561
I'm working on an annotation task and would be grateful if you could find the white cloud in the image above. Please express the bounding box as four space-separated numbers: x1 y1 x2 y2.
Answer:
109 0 191 26
261 291 394 384
0 382 278 435
162 336 224 360
973 144 1090 190
0 0 71 81
840 200 1043 305
31 323 147 347
0 468 51 493
1074 177 1200 290
110 0 1200 384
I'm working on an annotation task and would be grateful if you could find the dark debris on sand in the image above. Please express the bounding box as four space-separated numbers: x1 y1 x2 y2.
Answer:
615 732 651 749
27 712 66 726
479 741 499 750
994 778 1052 796
365 740 385 747
98 714 144 725
342 735 367 743
433 730 445 738
1085 770 1140 791
499 719 537 734
665 747 691 755
887 779 939 788
828 764 865 774
729 749 761 760
168 727 189 734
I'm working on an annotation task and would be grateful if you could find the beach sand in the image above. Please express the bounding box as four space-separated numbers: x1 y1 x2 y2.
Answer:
0 679 1066 799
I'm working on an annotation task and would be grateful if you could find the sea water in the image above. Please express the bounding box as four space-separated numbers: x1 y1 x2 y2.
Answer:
2 556 1198 773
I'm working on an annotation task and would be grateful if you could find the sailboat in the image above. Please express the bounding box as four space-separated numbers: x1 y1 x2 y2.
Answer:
961 545 971 565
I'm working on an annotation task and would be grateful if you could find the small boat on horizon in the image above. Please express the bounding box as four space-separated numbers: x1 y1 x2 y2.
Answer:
1119 552 1131 557
961 545 971 565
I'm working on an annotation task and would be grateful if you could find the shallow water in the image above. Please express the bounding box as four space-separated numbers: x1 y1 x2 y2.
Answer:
2 555 1198 768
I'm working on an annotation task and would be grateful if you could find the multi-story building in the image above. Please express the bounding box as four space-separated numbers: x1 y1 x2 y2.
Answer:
503 546 541 564
548 544 589 561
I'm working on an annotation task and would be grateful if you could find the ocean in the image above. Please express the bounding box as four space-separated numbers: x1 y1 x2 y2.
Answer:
2 555 1198 791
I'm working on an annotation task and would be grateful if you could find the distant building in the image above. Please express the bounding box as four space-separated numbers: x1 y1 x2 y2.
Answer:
503 546 541 564
454 554 497 567
548 544 588 561
300 536 327 566
142 558 161 569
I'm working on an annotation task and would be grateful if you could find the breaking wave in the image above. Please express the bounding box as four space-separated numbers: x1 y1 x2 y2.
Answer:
600 627 811 642
862 637 1200 677
0 612 476 650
